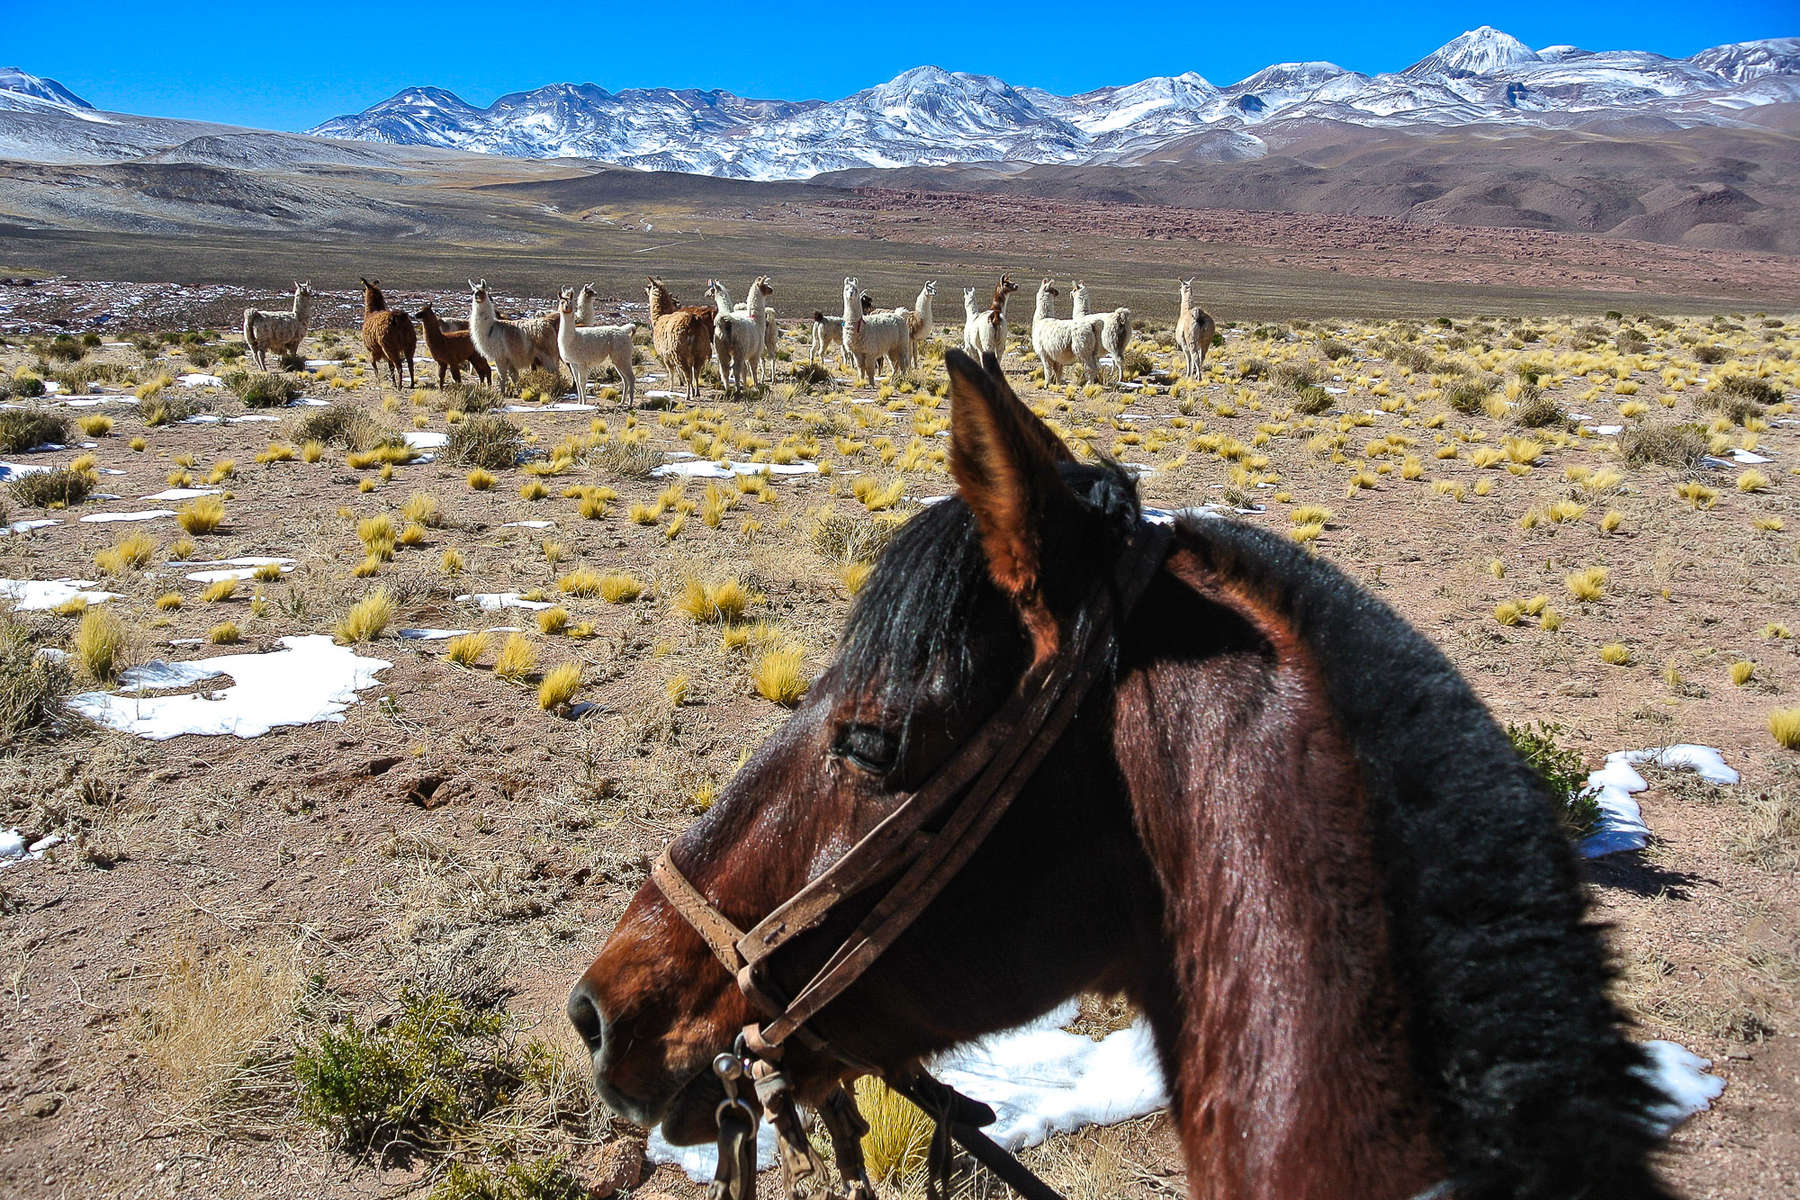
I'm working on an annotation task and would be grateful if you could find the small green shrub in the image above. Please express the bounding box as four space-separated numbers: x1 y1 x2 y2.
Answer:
429 1156 587 1200
1508 721 1598 839
1443 380 1489 415
294 987 545 1157
1615 423 1707 469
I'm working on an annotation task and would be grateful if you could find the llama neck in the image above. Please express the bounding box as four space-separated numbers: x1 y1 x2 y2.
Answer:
1071 289 1090 319
1034 291 1055 321
842 291 860 326
294 292 311 322
1113 600 1438 1198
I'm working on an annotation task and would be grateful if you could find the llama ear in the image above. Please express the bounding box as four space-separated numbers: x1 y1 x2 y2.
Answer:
945 349 1075 631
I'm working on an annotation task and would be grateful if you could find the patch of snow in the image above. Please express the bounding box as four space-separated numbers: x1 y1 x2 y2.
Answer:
650 459 820 479
67 634 390 740
1579 745 1737 858
3 518 61 536
0 829 62 870
1583 424 1624 436
143 487 221 501
503 519 556 529
1637 1040 1726 1133
1 578 119 610
458 592 555 611
402 430 449 449
397 628 471 641
79 509 175 523
0 461 52 481
176 373 223 388
175 556 295 583
502 402 596 413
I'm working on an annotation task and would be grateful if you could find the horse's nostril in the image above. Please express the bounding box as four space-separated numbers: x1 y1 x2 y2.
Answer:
567 980 605 1053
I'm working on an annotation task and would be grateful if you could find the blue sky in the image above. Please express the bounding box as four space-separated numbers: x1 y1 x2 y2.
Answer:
8 1 1793 129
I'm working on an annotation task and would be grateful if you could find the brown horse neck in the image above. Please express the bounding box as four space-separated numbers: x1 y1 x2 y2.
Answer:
1112 556 1440 1200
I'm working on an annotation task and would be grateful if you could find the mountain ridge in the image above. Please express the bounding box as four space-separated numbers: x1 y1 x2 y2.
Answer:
293 29 1799 179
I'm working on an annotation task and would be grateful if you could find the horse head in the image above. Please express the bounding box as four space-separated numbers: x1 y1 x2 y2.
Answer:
570 350 1160 1143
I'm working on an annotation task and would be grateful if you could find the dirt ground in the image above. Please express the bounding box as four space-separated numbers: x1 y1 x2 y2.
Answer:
0 287 1795 1200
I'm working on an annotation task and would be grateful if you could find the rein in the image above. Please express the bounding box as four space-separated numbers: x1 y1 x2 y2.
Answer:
653 519 1173 1200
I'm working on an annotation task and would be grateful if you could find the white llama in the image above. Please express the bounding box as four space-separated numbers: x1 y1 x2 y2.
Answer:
810 310 847 367
905 280 936 355
842 277 911 384
1175 278 1218 378
1030 278 1101 387
242 281 313 371
731 277 778 383
706 277 767 395
1071 280 1132 382
556 289 636 408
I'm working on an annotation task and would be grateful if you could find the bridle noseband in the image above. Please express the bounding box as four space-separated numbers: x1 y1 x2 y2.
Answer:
652 519 1173 1200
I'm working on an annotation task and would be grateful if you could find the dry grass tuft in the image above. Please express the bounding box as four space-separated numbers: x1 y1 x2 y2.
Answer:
537 663 581 711
1770 709 1800 751
444 632 488 667
177 496 226 534
334 588 394 643
494 633 537 681
75 606 129 682
854 1075 934 1184
751 640 809 706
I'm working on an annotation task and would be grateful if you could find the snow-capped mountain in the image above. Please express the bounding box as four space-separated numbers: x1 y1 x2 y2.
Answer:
0 67 93 114
16 30 1791 182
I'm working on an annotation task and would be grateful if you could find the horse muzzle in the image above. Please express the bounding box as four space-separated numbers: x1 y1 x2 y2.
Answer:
567 977 721 1141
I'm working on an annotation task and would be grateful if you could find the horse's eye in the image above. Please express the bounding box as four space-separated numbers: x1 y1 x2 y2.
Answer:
834 724 898 774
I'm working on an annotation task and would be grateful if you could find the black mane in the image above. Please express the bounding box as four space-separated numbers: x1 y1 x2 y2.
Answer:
830 459 1139 740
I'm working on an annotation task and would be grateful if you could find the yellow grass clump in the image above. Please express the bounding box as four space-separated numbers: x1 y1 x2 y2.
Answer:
208 621 240 645
752 640 810 706
200 578 238 604
176 497 226 534
95 531 158 574
334 587 394 643
155 592 182 611
677 578 751 623
75 607 128 681
77 414 113 437
440 548 465 574
1494 601 1523 626
1770 709 1800 751
1736 469 1769 493
1565 566 1608 602
1600 510 1624 533
538 663 581 711
854 1075 934 1183
444 631 489 667
466 468 496 490
1730 661 1755 686
1599 643 1633 666
537 607 570 635
494 632 537 681
400 492 443 527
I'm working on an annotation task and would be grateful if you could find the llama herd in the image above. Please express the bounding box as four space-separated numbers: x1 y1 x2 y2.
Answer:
238 273 1218 407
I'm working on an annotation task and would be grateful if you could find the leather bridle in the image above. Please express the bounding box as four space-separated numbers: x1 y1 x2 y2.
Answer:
651 519 1173 1200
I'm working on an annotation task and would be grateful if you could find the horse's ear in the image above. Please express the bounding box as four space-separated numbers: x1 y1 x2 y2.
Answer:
945 349 1074 610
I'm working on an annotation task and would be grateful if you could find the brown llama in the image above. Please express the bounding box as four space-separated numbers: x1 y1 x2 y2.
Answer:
646 276 715 401
416 303 490 386
359 277 416 388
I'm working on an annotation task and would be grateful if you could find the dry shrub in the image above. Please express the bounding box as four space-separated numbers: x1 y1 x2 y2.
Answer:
1510 386 1569 429
593 440 661 478
8 466 92 508
446 413 524 471
0 616 71 747
291 403 392 452
0 409 70 453
75 606 129 682
1615 423 1707 469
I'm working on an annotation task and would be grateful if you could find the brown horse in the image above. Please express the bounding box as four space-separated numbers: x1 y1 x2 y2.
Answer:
572 350 1676 1200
